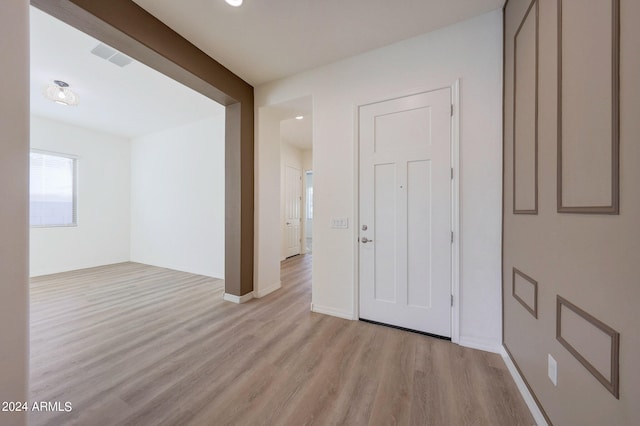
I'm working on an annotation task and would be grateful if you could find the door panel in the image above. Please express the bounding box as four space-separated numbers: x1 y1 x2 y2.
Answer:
374 106 432 153
374 163 397 303
359 88 451 336
285 165 301 258
407 159 432 309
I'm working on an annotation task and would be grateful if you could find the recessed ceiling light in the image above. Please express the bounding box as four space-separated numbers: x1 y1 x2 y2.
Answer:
225 0 243 7
295 115 304 120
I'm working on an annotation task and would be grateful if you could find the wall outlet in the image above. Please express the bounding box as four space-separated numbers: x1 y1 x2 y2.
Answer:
331 217 349 229
548 354 558 386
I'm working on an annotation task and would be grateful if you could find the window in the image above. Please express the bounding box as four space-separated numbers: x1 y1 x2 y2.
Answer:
306 171 313 220
30 151 77 227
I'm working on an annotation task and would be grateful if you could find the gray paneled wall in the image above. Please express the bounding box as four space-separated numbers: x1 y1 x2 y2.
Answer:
503 0 638 424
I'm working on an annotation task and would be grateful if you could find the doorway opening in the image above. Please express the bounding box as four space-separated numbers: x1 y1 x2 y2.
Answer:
31 0 255 301
278 100 313 261
29 7 225 280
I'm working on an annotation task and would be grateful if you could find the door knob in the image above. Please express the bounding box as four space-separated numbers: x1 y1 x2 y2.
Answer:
361 237 373 243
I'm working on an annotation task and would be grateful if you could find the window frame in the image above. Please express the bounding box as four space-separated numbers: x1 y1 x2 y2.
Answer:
305 171 313 220
29 149 78 228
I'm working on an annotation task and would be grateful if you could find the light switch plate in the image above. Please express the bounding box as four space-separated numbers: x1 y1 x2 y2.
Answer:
331 217 349 229
548 354 558 386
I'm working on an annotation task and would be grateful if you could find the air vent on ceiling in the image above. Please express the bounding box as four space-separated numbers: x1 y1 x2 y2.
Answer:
90 43 116 59
90 43 133 68
109 53 133 67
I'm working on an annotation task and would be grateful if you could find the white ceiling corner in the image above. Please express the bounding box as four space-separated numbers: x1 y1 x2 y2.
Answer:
131 0 505 86
30 1 505 138
268 95 313 149
30 7 224 139
281 116 312 150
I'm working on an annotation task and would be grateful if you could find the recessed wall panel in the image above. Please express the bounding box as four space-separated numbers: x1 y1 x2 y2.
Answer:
503 0 637 423
557 296 620 398
513 0 538 214
512 268 538 318
558 0 619 213
374 107 431 154
407 160 431 308
374 163 396 302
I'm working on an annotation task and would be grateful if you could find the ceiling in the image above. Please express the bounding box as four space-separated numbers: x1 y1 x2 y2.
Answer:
268 95 313 150
132 0 505 86
30 7 224 139
30 1 504 142
281 116 312 150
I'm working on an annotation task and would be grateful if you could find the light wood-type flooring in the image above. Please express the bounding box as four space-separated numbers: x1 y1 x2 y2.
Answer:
29 255 535 425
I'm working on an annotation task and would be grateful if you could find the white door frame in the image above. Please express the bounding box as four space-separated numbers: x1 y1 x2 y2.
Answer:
352 80 461 344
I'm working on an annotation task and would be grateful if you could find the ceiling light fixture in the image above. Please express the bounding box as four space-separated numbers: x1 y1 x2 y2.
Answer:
295 115 304 120
44 80 79 106
225 0 243 7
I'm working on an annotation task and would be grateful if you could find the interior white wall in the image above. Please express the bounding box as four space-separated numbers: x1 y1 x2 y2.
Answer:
280 141 303 260
253 107 283 297
255 10 504 349
0 1 29 422
302 149 312 172
130 116 225 278
30 116 131 277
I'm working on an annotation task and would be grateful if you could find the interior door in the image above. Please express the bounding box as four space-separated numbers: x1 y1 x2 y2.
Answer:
359 88 452 336
285 165 302 258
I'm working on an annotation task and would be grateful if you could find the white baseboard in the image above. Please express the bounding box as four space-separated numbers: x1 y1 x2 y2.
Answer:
500 346 548 426
458 336 502 354
223 291 254 304
254 281 281 298
310 303 355 320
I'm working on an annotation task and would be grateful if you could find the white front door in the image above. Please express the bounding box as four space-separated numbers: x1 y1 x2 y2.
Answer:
359 88 452 337
285 165 302 258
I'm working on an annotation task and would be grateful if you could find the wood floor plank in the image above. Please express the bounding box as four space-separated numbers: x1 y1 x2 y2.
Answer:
369 329 417 426
29 255 535 425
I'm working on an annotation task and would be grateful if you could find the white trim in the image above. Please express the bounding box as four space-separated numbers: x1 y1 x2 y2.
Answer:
352 102 361 320
223 291 254 304
254 281 281 298
459 336 502 354
30 148 80 159
352 82 461 340
29 149 79 228
450 79 461 344
311 303 355 320
354 80 464 109
501 347 549 426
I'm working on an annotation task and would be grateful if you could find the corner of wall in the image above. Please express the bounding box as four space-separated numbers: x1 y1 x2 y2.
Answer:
459 336 503 354
500 346 550 426
0 1 29 423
